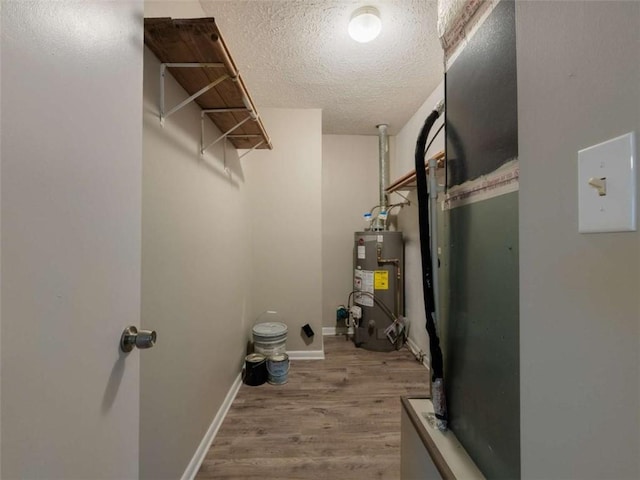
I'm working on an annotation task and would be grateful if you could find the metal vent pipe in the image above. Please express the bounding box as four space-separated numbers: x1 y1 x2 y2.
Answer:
377 123 389 215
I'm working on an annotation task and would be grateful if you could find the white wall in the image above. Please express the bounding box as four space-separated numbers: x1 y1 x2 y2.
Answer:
145 0 207 18
1 1 143 477
322 135 379 328
393 82 445 182
141 42 252 478
141 5 251 478
245 109 323 352
141 5 323 476
0 1 3 472
393 81 445 359
517 2 640 478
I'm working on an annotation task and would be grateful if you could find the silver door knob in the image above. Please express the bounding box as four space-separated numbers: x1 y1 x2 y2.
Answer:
120 326 157 352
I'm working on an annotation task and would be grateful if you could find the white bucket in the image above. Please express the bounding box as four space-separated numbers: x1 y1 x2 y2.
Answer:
253 322 287 356
267 353 290 385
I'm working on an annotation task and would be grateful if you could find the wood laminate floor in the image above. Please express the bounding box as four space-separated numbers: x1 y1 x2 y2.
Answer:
196 335 430 480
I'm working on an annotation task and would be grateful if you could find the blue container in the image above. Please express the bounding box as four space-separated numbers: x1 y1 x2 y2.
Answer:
267 353 289 385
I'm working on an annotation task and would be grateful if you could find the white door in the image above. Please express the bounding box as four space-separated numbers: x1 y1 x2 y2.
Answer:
1 1 143 477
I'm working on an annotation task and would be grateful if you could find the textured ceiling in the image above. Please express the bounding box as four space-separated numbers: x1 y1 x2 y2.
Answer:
199 1 444 135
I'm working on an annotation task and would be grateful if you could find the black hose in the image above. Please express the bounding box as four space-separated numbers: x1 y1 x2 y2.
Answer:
415 110 448 427
424 123 445 156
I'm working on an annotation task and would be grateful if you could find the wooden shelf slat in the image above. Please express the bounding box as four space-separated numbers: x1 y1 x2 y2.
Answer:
144 17 272 151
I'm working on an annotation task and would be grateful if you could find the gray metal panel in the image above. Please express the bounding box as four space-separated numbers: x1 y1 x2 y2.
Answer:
443 1 520 477
445 192 520 479
446 0 518 188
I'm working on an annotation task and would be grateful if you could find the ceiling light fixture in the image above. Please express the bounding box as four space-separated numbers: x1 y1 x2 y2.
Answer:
348 6 382 43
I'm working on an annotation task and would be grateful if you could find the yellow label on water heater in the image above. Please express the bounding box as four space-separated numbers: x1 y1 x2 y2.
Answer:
374 270 389 290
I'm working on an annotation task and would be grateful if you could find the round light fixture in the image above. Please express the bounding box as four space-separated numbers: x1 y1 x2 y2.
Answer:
348 6 382 43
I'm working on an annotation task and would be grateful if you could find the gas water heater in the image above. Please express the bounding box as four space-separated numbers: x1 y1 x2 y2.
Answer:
353 230 404 351
349 123 405 351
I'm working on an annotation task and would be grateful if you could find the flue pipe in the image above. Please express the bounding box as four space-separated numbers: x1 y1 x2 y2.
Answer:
377 124 390 226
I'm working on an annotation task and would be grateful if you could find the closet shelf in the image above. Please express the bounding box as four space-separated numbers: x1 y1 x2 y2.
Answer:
386 151 445 193
144 17 273 153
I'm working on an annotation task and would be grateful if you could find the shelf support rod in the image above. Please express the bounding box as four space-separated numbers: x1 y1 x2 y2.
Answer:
163 63 224 68
201 115 252 156
160 63 229 126
202 107 249 114
238 141 265 160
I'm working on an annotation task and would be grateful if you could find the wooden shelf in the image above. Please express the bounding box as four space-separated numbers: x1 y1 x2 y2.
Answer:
401 397 485 479
386 151 445 193
144 17 272 152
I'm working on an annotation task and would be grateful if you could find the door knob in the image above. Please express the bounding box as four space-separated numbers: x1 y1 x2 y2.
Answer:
120 326 157 353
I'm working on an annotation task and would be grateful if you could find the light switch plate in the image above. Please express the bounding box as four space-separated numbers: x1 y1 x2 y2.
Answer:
578 131 636 233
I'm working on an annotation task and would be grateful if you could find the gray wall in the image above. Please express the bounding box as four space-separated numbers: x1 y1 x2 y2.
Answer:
244 108 324 352
322 135 379 328
141 47 251 478
517 2 640 478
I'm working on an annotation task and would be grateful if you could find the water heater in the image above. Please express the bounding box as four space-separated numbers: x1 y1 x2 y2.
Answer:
353 230 404 351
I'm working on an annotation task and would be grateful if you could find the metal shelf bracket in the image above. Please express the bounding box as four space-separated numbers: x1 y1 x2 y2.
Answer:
159 63 228 126
200 114 254 156
238 140 265 160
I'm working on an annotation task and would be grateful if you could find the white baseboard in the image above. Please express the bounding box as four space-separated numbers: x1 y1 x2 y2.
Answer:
322 326 354 336
181 372 243 480
287 350 325 360
406 337 430 370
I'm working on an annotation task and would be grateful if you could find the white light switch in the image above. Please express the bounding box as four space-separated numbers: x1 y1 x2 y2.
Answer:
578 131 636 233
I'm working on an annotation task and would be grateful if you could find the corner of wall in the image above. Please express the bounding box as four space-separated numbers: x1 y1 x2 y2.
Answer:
392 80 445 362
141 34 251 478
321 134 379 330
243 108 324 353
